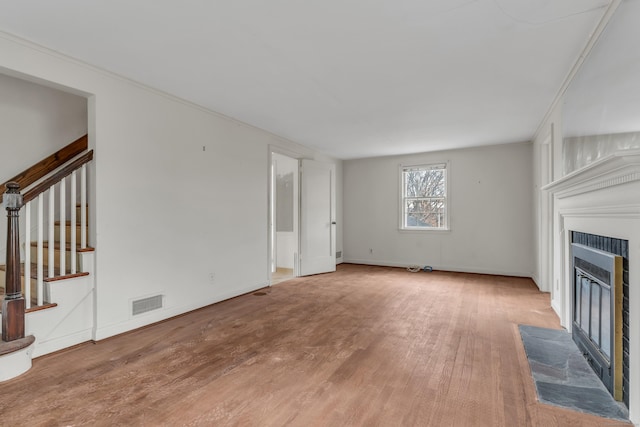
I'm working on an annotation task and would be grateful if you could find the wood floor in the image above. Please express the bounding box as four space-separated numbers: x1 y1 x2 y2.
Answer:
271 267 294 285
0 264 630 426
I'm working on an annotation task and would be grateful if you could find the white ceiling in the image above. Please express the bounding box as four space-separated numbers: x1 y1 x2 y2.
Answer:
0 0 612 159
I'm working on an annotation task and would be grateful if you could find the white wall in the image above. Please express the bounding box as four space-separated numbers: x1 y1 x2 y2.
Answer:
0 31 342 341
344 142 533 277
0 73 87 178
0 73 87 262
564 131 640 174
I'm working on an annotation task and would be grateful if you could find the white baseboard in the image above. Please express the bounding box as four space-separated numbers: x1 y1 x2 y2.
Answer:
93 282 268 342
32 329 93 358
343 258 532 278
551 299 562 322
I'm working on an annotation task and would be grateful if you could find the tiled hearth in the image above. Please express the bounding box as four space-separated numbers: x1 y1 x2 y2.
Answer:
520 325 628 420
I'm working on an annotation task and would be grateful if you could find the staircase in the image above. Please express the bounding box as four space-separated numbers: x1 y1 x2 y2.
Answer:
1 135 95 380
0 204 90 310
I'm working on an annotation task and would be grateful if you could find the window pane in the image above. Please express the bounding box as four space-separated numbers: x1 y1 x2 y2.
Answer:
405 199 445 228
404 169 445 198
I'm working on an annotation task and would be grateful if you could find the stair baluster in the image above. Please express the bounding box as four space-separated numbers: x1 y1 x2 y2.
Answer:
48 186 55 279
36 194 44 307
70 171 77 274
59 178 66 275
81 165 87 249
24 203 31 309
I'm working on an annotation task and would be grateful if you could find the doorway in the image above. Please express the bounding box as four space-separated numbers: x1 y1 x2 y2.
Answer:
270 152 299 284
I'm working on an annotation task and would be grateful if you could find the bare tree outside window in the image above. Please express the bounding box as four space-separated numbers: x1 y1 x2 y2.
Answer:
401 164 447 229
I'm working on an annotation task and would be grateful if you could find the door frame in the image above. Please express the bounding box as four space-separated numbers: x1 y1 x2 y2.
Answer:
268 147 302 284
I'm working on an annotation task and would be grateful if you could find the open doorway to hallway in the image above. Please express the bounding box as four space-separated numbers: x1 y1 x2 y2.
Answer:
270 152 298 285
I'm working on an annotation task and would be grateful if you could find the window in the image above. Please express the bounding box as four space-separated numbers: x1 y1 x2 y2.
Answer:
400 163 448 230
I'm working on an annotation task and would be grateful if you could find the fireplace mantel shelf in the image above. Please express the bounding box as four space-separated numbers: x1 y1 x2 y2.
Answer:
543 149 640 198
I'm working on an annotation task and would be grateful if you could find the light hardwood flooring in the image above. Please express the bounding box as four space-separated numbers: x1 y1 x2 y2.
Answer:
0 264 631 426
271 267 294 285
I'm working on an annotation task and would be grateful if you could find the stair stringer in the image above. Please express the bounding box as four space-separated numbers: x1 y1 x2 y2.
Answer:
25 250 95 358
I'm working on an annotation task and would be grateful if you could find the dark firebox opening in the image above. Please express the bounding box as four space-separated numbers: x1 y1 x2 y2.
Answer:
571 232 629 407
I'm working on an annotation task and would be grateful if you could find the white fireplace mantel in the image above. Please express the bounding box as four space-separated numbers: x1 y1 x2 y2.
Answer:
543 149 640 424
544 149 640 198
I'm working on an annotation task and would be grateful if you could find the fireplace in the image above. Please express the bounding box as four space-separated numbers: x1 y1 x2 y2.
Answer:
571 236 625 403
543 151 640 420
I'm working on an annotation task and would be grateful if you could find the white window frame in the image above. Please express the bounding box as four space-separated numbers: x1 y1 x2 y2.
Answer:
399 162 450 231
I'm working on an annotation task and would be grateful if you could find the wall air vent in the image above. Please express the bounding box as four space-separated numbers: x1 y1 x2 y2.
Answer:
132 295 163 316
336 251 342 258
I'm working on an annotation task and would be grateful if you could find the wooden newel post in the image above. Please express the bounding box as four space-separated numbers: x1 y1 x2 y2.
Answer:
2 182 25 342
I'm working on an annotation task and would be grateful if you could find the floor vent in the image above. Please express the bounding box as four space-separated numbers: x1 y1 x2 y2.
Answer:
132 295 163 316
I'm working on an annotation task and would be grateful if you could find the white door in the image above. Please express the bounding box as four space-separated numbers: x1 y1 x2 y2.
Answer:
299 159 336 276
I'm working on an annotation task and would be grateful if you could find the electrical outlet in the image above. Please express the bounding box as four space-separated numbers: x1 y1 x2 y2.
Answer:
209 272 216 284
369 248 373 254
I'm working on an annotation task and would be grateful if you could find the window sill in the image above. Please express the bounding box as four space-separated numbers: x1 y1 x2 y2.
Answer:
399 227 451 234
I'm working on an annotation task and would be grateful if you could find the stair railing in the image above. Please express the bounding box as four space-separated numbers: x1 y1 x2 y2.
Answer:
1 135 92 316
21 150 93 308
